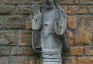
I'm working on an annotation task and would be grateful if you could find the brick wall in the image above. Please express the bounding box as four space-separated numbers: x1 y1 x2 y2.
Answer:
0 0 93 64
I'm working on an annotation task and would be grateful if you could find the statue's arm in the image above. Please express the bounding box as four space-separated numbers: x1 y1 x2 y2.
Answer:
31 3 42 30
54 9 67 35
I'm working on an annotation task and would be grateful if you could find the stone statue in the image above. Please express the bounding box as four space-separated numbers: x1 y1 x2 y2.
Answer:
31 0 69 64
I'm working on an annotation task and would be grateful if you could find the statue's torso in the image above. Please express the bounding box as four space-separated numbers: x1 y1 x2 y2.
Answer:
41 9 62 51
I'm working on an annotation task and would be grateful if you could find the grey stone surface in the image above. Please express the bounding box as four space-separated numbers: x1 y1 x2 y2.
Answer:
23 0 33 4
4 0 22 5
11 47 34 55
4 15 25 29
0 47 9 55
0 5 15 15
18 30 32 46
88 6 93 14
0 0 2 4
15 5 32 15
0 31 17 45
80 0 93 4
1 57 9 64
10 56 29 64
0 16 5 29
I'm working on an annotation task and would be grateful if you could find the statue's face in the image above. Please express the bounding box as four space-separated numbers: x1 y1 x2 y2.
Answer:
43 0 55 8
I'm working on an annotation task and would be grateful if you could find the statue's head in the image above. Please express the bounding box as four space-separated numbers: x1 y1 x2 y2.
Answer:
43 0 58 9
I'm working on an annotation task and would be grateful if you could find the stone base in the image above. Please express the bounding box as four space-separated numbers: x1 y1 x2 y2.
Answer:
40 52 62 64
41 61 62 64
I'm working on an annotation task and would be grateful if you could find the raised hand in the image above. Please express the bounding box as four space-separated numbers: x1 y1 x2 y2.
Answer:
55 9 67 35
31 3 41 30
55 9 63 35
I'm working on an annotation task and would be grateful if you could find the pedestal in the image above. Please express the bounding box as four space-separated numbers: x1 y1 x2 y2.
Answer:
40 51 62 64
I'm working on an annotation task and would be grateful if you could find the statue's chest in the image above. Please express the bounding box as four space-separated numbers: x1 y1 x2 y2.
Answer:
42 11 56 32
43 11 56 27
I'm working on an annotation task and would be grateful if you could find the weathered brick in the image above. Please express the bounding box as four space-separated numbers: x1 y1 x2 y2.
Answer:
11 47 17 55
26 16 31 29
11 47 34 55
32 0 43 4
63 57 76 64
65 47 84 55
0 5 15 15
67 16 77 29
10 56 29 64
17 47 34 55
68 6 87 15
85 46 93 55
40 4 44 9
15 5 31 15
66 30 73 45
88 6 93 14
4 0 22 5
18 30 32 46
0 0 2 4
4 15 25 29
0 31 17 45
75 16 93 45
23 0 33 4
80 0 93 4
78 57 93 64
0 16 4 29
0 47 9 55
29 56 40 64
62 0 78 4
1 57 9 64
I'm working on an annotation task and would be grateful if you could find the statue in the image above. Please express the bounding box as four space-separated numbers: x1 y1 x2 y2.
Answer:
31 0 69 64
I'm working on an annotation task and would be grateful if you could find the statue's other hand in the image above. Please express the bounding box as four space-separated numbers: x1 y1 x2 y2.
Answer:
32 3 41 22
31 3 41 30
55 9 67 35
55 9 64 35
